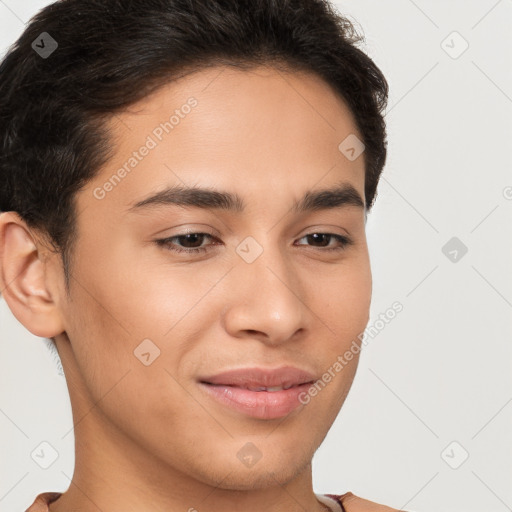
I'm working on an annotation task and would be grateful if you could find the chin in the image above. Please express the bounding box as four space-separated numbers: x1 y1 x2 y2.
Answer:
212 465 306 491
214 446 313 490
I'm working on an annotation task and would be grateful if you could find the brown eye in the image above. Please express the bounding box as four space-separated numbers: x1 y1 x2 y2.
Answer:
155 232 219 254
295 233 352 251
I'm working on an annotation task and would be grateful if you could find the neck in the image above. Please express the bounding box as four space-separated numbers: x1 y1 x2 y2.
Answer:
50 426 329 512
49 341 330 512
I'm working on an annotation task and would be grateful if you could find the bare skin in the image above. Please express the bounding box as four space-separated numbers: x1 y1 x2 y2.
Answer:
0 65 398 512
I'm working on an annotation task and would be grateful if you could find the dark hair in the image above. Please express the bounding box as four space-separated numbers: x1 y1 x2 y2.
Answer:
0 0 388 292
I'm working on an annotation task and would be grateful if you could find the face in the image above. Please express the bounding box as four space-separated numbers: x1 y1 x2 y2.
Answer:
52 64 372 489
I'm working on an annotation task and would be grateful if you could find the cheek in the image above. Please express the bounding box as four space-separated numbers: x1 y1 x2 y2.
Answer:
304 257 371 409
88 236 231 340
315 258 372 337
62 243 225 418
63 280 195 436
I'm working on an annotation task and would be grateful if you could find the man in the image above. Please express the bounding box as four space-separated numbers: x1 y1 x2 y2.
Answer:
0 0 403 510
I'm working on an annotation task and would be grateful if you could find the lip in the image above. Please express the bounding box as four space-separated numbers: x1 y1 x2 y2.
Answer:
198 366 317 420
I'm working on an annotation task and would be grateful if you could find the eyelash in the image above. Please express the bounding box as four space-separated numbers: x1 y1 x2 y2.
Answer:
155 232 353 254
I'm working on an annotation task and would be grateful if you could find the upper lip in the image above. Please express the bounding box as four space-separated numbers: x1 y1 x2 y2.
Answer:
199 366 317 389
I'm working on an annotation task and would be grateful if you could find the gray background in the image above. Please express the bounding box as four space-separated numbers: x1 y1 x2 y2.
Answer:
1 1 511 511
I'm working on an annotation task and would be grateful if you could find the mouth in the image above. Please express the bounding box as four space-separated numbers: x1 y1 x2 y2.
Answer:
197 366 317 420
204 383 310 391
199 381 314 392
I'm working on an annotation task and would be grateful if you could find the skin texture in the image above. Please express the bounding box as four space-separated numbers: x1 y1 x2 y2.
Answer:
0 65 395 512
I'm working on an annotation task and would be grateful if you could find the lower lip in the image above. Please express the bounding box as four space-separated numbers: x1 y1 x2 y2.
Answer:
198 382 313 420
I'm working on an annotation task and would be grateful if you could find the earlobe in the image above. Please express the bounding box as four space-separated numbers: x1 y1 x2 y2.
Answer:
0 211 65 338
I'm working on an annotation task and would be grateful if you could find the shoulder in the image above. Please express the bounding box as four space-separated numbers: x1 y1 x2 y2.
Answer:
327 492 406 512
25 491 62 512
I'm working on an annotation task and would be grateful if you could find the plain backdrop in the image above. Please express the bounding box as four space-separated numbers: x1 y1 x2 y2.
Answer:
1 1 511 511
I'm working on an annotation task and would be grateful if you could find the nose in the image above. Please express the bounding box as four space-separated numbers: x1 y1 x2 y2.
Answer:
221 245 310 346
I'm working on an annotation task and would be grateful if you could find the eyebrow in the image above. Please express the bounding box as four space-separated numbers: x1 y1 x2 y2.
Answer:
126 180 365 214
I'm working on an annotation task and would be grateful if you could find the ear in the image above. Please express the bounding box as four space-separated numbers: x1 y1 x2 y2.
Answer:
0 211 65 338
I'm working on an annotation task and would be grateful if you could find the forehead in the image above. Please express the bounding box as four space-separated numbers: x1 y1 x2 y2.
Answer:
80 64 365 219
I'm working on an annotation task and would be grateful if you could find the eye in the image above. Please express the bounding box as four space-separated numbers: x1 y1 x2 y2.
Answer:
295 233 353 251
155 231 352 254
155 232 219 254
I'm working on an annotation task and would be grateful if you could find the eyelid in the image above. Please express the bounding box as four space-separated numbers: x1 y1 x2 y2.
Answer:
154 231 220 255
155 229 353 255
295 233 353 251
159 225 218 237
296 224 351 238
